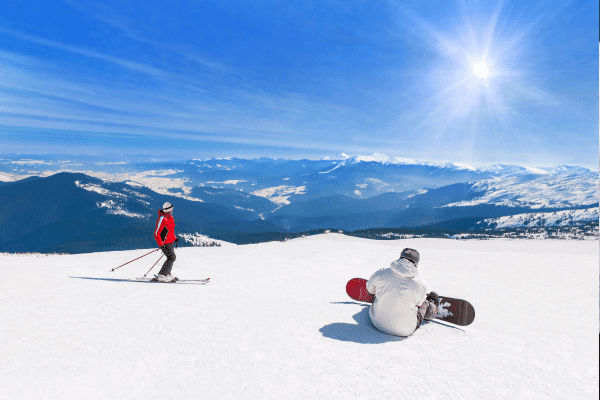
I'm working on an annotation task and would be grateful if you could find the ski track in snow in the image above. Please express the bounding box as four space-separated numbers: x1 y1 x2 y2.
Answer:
0 235 598 399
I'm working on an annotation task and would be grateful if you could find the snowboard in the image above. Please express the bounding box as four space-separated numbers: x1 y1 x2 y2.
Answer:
346 278 475 326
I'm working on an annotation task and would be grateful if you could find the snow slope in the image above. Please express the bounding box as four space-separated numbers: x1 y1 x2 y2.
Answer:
1 235 598 399
479 207 599 228
444 172 598 208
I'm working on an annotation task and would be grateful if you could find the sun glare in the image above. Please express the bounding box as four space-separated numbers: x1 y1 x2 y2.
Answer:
472 59 490 79
404 1 530 135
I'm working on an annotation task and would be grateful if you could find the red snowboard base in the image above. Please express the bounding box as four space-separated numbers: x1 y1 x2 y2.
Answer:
346 278 475 326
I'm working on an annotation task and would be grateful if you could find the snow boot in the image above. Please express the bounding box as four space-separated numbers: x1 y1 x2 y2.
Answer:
154 274 173 283
426 291 440 307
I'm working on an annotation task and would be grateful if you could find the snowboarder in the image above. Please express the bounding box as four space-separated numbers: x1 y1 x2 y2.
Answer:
153 202 179 282
366 248 440 336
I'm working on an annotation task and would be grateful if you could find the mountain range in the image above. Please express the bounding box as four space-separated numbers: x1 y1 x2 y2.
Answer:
0 173 283 253
0 154 597 252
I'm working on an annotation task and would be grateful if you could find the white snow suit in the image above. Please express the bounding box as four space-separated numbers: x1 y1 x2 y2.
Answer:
366 258 429 337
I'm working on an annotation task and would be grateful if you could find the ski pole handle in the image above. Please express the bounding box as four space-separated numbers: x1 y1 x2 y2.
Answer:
110 248 159 272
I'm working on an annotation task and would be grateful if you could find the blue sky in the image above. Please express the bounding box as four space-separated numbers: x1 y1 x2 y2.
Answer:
0 0 598 168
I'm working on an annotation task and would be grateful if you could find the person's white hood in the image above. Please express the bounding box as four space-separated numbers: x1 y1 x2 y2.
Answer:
366 258 428 337
390 258 419 278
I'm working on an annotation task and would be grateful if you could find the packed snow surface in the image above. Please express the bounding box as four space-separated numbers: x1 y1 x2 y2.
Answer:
1 235 598 399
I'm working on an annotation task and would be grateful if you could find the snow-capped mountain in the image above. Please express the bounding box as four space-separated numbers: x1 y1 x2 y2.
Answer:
323 152 477 170
0 172 283 253
1 153 596 207
476 207 599 229
0 154 597 250
441 171 599 209
481 164 551 176
0 153 498 203
263 169 598 232
179 155 493 202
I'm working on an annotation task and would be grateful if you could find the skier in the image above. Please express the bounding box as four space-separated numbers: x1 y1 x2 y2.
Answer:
366 248 440 337
153 202 179 282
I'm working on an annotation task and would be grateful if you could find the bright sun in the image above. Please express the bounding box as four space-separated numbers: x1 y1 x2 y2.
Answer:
472 59 490 79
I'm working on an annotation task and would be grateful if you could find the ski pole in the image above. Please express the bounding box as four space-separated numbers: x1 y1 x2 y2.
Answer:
143 254 164 278
110 249 159 272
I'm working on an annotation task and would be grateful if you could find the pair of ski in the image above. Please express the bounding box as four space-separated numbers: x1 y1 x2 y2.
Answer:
346 278 475 327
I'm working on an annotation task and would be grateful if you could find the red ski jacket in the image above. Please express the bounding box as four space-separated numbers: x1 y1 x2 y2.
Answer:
154 209 177 247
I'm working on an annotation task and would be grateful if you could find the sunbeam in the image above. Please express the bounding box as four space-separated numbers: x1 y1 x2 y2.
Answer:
393 0 573 166
472 58 490 79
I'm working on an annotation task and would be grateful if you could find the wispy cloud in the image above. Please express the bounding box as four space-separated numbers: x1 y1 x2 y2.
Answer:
0 27 171 79
61 0 234 74
0 23 362 152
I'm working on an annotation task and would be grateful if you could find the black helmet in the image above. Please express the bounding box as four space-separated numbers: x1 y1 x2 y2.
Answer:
400 248 420 267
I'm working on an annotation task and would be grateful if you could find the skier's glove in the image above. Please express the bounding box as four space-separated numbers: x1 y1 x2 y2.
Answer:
426 291 440 307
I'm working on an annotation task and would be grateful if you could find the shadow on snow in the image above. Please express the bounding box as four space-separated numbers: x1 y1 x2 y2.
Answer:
320 302 417 344
69 276 206 285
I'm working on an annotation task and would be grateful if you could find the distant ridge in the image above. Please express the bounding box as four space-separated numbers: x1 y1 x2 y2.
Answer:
0 156 597 252
0 172 284 254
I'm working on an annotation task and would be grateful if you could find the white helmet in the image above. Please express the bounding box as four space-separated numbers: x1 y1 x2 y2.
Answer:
162 202 173 213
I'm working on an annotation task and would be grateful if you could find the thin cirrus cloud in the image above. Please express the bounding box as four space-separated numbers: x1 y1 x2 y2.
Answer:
0 22 361 155
0 30 348 151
